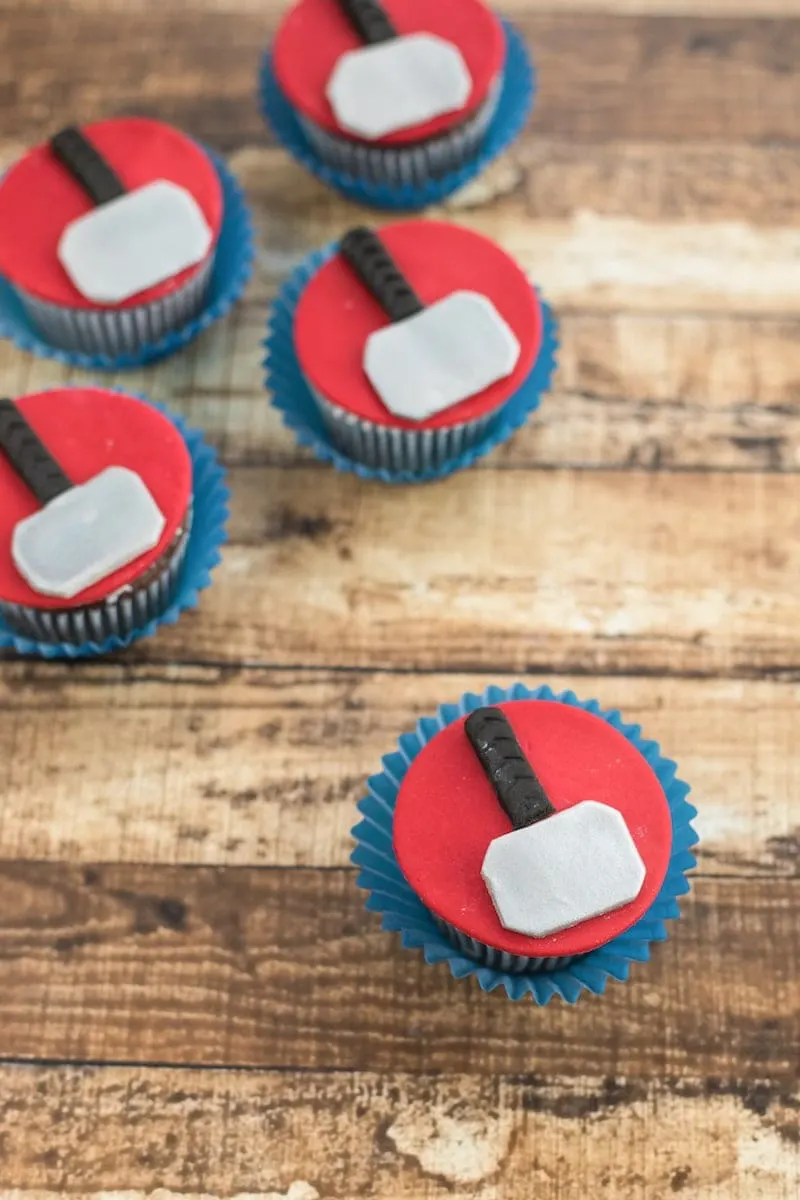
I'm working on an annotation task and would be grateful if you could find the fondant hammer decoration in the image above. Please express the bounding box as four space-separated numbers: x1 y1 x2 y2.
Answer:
327 0 472 140
340 227 520 422
51 126 213 304
0 398 166 599
465 707 647 938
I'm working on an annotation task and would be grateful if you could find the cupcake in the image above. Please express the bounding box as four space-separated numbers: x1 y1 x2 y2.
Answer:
267 219 557 479
352 684 697 1003
261 0 534 207
0 387 228 656
0 118 225 359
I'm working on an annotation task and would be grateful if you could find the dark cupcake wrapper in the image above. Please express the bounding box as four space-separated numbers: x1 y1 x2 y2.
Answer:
297 73 502 187
0 392 229 660
433 914 576 974
310 385 497 474
265 240 559 483
0 148 254 370
14 257 214 358
259 17 534 210
0 508 192 645
351 682 698 1004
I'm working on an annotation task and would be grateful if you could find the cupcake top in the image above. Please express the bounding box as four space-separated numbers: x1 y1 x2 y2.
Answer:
294 220 541 430
273 0 504 146
0 388 192 610
0 118 224 310
393 700 673 959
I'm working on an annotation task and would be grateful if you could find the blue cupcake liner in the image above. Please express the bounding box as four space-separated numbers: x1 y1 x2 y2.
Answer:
265 240 558 483
259 17 535 210
351 683 698 1004
0 390 229 660
0 148 254 370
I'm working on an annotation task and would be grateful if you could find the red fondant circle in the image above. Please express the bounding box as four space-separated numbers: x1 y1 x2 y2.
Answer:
294 220 541 430
0 118 223 310
0 389 192 610
273 0 505 146
393 700 673 958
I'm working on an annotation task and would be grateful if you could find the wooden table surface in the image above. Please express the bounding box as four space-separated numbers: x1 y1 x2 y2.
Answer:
2 0 800 1196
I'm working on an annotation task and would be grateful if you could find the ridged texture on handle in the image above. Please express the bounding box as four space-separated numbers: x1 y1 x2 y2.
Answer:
337 0 396 43
50 126 126 207
465 706 556 830
0 398 73 506
340 227 424 322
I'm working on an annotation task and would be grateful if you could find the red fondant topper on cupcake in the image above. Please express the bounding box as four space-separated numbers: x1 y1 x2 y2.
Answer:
393 699 673 962
272 0 505 149
0 118 228 359
327 0 472 140
285 220 550 476
50 126 214 305
465 707 646 937
0 398 165 600
339 226 521 421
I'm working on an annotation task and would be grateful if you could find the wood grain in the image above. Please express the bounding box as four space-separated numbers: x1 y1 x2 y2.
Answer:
1 0 799 1195
7 300 800 475
80 465 800 678
0 1065 797 1199
0 864 793 1081
2 8 800 147
0 664 792 878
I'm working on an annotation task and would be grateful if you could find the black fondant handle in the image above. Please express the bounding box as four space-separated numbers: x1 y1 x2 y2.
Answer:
50 126 126 207
465 707 556 831
340 227 424 323
337 0 396 43
0 399 73 507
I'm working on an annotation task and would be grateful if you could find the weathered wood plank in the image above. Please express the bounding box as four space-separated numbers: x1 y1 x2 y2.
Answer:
226 137 800 232
0 865 792 1079
515 140 800 225
436 210 800 318
1 9 799 147
0 1065 797 1199
0 665 791 878
70 464 799 678
229 144 800 318
5 302 800 474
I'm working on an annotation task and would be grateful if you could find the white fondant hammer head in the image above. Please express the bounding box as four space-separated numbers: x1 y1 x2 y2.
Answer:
326 33 472 141
364 290 521 422
58 179 213 305
12 466 166 599
481 801 647 938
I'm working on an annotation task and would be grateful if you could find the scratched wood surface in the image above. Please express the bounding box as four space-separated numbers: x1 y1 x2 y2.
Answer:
1 0 799 1197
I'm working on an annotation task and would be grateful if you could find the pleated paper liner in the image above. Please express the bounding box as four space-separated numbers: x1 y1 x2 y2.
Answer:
1 510 193 645
259 17 534 210
297 73 503 187
0 149 254 369
15 259 214 359
0 394 229 660
351 682 698 1004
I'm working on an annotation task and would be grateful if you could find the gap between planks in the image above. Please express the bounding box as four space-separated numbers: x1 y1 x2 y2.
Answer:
4 468 800 678
0 867 793 1080
68 464 800 679
0 667 791 877
2 10 800 147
